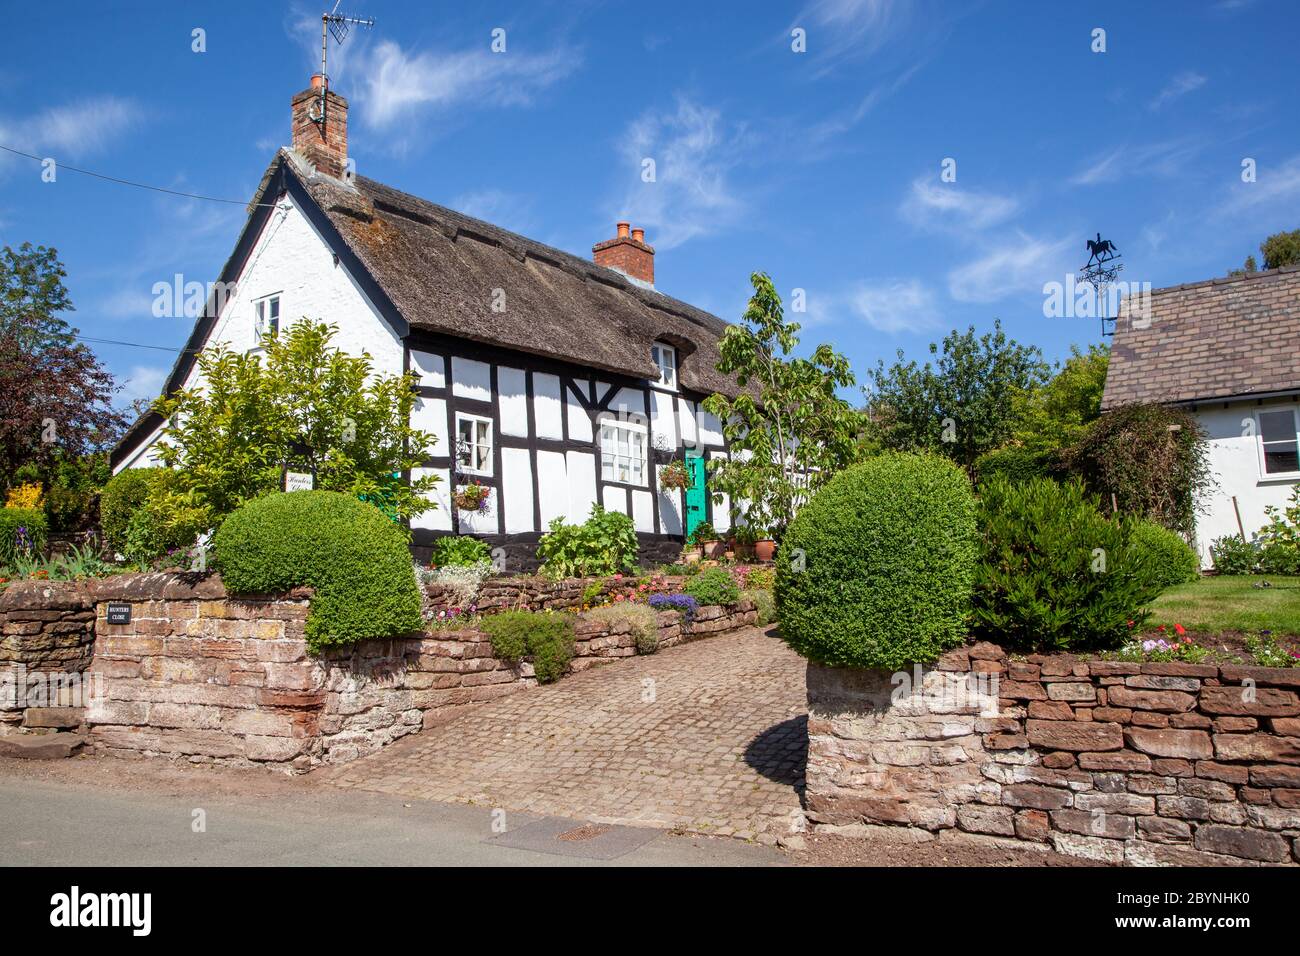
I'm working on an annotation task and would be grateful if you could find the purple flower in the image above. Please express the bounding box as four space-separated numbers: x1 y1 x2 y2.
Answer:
649 593 699 621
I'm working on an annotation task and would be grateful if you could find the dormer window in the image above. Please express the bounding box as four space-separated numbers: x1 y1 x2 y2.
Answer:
651 342 677 390
254 294 281 342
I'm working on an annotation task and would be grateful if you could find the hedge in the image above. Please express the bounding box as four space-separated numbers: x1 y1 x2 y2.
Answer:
0 508 47 565
100 467 164 555
776 453 977 669
212 491 423 651
973 476 1161 651
1129 521 1200 591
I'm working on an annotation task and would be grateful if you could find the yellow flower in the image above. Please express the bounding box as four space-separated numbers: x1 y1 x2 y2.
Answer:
4 483 43 510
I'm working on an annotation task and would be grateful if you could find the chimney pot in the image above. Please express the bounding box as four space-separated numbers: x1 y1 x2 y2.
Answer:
291 79 349 180
593 222 654 286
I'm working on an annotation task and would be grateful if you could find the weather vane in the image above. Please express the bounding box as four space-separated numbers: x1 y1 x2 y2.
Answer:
312 1 375 128
1078 233 1124 338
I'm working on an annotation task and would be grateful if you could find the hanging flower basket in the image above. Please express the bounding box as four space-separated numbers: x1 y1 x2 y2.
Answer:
659 459 690 491
453 482 491 513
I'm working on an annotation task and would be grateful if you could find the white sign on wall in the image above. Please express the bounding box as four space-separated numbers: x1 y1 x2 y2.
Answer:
284 470 315 493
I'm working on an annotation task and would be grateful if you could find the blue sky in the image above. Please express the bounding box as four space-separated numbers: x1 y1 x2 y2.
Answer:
1 0 1297 411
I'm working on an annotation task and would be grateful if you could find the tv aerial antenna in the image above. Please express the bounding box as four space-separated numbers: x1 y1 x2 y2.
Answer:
313 1 375 127
1077 233 1124 338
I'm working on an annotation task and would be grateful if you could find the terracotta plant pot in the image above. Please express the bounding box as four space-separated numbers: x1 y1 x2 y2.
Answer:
754 539 777 562
703 539 727 559
681 548 702 565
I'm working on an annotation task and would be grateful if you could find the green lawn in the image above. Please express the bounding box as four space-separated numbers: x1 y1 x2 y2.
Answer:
1149 575 1300 636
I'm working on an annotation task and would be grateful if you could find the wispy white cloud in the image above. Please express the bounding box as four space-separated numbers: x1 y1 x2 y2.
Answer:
0 96 143 164
353 39 580 132
1149 71 1207 111
847 278 941 332
947 232 1074 303
612 97 750 250
116 365 168 409
1069 138 1201 186
900 176 1020 233
1216 153 1300 217
790 0 915 76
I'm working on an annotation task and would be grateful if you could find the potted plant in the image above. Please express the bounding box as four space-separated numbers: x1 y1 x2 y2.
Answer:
658 458 690 492
754 529 777 563
452 481 491 513
732 525 758 561
680 544 702 565
690 521 725 559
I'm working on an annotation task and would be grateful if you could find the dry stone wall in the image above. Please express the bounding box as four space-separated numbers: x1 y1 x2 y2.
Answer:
806 642 1300 866
79 573 756 770
1 581 97 734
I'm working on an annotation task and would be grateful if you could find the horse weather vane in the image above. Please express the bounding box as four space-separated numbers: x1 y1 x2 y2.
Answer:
312 1 375 129
1078 233 1124 338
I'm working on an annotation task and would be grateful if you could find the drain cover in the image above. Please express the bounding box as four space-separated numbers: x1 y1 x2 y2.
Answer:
486 816 658 860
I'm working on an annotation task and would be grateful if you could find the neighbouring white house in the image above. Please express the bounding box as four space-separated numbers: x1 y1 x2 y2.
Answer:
111 77 741 568
1102 265 1300 567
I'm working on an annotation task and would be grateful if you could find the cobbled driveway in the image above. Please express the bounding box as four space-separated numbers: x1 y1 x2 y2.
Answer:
323 627 808 841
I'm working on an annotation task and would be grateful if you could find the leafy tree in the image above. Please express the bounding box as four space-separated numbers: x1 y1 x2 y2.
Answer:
1011 343 1109 457
866 320 1049 476
151 321 438 539
0 243 124 496
702 272 858 536
1260 228 1300 270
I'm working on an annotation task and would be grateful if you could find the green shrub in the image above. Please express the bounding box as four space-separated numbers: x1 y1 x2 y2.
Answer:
687 521 718 546
973 476 1161 651
0 508 47 565
1259 542 1300 575
1258 487 1300 575
777 453 977 669
212 491 423 651
585 602 660 654
973 446 1053 487
1129 521 1199 591
1211 534 1259 575
744 566 776 591
744 588 776 626
683 566 741 606
536 505 639 578
100 467 164 554
481 610 576 682
430 535 493 568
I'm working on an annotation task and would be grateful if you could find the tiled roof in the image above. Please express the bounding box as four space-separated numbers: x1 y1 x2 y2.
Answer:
1101 264 1300 409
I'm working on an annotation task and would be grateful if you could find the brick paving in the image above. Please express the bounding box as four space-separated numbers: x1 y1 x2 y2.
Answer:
322 627 808 841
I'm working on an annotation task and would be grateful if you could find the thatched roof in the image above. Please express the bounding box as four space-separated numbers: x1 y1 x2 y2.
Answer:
288 151 739 396
1102 264 1300 409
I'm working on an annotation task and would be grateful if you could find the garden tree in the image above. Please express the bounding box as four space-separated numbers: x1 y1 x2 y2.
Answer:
1010 343 1109 457
150 321 438 540
1260 228 1300 270
702 272 858 535
866 320 1049 476
1063 402 1215 537
0 243 124 496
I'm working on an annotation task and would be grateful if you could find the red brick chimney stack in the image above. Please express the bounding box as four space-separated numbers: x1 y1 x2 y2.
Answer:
593 222 655 286
291 74 349 180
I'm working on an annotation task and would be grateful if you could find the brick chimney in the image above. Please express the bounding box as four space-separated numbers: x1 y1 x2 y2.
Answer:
593 221 654 286
291 74 349 180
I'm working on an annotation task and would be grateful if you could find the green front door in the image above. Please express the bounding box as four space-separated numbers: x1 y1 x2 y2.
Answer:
684 453 707 538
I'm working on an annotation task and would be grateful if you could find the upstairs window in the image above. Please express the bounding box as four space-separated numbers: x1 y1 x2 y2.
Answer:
456 413 494 476
254 294 281 342
600 420 647 486
651 342 677 390
1258 408 1300 477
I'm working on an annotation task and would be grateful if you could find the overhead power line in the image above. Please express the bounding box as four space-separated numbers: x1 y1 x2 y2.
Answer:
0 143 278 207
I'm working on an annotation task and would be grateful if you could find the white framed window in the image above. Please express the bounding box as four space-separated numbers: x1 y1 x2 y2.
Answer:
1257 407 1300 478
651 342 677 390
455 413 494 476
254 294 281 342
600 419 648 486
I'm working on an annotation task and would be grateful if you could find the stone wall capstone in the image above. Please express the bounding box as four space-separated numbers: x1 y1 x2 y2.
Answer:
806 643 1300 866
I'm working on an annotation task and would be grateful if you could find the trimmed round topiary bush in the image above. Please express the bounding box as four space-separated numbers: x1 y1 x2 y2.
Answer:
99 467 164 555
1129 520 1199 591
212 490 423 651
776 453 978 669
